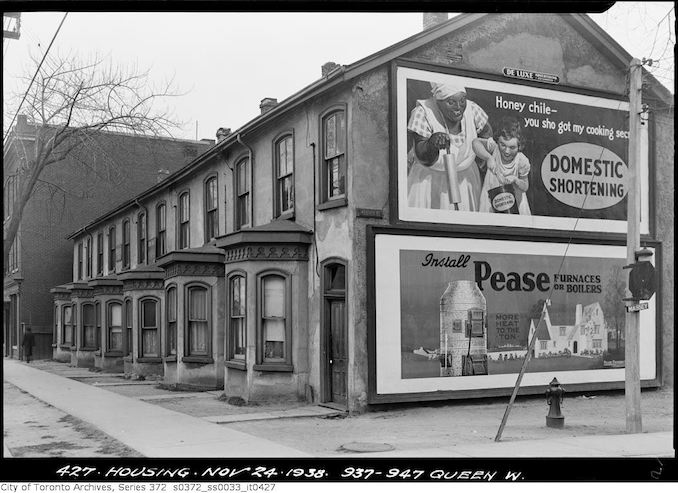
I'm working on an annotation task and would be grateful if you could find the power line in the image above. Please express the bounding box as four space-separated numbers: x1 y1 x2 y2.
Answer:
3 12 68 144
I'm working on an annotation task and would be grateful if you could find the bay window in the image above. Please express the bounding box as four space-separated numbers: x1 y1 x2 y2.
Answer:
228 274 246 362
140 298 159 358
185 284 210 358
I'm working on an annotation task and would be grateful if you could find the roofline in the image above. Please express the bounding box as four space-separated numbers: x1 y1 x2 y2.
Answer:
68 14 487 239
563 13 674 103
69 12 673 239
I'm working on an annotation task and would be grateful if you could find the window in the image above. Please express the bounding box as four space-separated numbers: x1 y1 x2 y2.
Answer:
540 340 548 350
122 219 130 268
140 298 159 358
62 305 72 345
235 158 250 230
97 233 103 276
107 302 122 351
321 109 346 201
85 237 92 278
8 239 18 273
274 135 294 217
186 285 209 357
560 327 566 336
82 304 96 348
179 192 190 249
156 203 166 258
137 212 146 264
205 177 218 241
108 226 116 273
593 339 602 349
228 274 246 361
95 302 101 349
77 242 83 280
258 273 291 366
54 306 59 343
4 175 16 220
166 286 177 356
125 299 133 356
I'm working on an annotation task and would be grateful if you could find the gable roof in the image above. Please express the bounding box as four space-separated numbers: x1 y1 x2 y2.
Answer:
68 12 672 238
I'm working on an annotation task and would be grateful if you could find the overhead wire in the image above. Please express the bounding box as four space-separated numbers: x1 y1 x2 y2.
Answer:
3 12 68 144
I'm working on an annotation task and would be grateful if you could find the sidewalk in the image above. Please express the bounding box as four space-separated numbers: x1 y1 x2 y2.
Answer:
3 358 675 458
3 359 309 457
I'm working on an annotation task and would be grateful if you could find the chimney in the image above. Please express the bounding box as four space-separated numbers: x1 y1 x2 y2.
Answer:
216 127 231 142
259 97 278 114
423 13 448 30
575 304 583 325
17 114 29 132
157 169 170 183
321 61 341 77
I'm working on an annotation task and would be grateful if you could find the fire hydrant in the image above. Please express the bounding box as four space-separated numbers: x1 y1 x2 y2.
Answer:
545 377 565 428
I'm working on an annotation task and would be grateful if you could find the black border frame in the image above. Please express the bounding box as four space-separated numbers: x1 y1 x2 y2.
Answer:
366 224 662 405
388 58 657 240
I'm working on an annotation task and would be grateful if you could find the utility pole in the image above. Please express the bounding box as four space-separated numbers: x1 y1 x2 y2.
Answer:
625 58 643 434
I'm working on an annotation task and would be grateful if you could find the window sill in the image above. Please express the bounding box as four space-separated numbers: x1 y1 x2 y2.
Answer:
138 357 162 364
225 360 246 371
318 197 347 211
104 351 124 357
79 347 98 352
253 363 294 372
182 356 214 365
276 210 295 221
165 355 177 362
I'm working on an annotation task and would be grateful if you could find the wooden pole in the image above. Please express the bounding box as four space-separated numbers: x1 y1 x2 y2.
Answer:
625 58 643 434
495 303 548 442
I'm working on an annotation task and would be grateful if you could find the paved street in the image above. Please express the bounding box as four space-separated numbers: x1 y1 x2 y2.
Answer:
3 358 675 459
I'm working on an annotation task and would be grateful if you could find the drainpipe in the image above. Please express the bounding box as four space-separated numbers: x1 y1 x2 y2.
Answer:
236 133 254 228
309 142 319 278
134 198 148 264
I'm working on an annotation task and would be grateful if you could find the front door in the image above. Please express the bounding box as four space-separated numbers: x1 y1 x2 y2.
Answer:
329 300 347 405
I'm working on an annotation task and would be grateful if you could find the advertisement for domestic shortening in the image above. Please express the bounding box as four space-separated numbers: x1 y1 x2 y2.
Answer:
396 66 649 234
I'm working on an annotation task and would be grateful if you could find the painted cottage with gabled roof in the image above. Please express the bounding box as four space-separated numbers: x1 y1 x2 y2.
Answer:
529 302 608 358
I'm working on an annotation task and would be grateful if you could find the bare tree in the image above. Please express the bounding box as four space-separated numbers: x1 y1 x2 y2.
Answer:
3 51 182 267
601 264 627 353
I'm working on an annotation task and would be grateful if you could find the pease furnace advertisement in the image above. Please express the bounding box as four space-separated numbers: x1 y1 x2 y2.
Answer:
371 233 658 400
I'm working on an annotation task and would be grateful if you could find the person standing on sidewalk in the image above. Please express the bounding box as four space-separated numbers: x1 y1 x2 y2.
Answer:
22 327 35 363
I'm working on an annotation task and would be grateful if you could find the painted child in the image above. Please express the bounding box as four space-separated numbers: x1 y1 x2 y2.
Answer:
473 117 531 215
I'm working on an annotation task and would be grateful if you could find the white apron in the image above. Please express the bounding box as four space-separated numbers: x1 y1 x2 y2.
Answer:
407 99 481 211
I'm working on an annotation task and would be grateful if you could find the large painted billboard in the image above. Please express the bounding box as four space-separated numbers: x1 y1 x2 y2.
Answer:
395 65 650 234
372 233 658 400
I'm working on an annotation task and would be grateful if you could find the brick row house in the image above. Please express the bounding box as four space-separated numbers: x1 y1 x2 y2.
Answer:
4 114 211 361
53 13 673 412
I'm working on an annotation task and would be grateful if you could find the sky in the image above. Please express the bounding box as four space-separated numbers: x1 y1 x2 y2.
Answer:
2 6 675 142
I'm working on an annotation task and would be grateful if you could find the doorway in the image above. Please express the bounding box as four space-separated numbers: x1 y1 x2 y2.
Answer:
322 260 347 407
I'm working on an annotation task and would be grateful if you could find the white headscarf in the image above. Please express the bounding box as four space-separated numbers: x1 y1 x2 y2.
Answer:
431 82 466 100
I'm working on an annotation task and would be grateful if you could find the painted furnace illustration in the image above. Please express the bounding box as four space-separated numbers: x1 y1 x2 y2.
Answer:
439 280 488 376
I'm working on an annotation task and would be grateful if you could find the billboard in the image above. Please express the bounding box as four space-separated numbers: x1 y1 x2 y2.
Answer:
371 232 658 400
395 65 650 234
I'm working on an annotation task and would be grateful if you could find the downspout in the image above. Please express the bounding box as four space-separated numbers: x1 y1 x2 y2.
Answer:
134 198 148 264
309 142 319 278
236 133 253 228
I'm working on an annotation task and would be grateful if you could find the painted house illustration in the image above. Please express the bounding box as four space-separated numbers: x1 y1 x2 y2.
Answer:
528 302 608 358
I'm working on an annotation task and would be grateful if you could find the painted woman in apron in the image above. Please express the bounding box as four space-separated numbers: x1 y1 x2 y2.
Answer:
407 82 492 211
